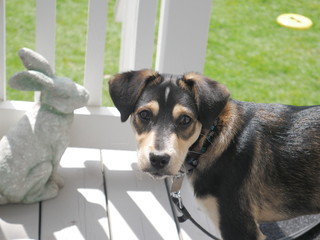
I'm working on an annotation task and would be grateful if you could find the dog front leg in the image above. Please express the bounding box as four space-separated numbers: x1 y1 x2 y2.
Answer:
219 203 266 240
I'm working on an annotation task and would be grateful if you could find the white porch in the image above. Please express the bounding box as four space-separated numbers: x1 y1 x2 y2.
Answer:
0 0 219 239
0 147 219 240
0 0 319 239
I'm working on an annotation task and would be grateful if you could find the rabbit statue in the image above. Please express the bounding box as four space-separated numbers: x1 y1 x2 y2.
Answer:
0 48 89 204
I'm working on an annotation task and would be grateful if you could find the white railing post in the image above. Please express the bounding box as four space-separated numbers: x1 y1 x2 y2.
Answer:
35 0 56 70
0 0 5 101
35 0 56 101
155 0 212 74
84 0 108 106
117 0 158 72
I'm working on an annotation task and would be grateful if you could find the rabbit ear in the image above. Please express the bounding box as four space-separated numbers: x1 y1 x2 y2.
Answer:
18 48 54 77
9 71 54 91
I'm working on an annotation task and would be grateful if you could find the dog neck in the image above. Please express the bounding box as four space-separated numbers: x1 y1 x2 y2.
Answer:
184 119 219 173
188 100 243 176
183 100 240 174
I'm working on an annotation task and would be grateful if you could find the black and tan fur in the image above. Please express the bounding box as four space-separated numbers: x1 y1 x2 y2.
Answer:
109 69 320 240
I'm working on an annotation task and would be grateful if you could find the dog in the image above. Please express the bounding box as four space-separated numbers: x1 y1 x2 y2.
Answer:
109 69 320 240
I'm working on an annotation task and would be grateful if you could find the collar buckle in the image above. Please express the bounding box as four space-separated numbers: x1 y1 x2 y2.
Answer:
170 167 186 194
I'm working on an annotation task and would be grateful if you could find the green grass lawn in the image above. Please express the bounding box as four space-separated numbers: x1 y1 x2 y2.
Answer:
5 0 319 106
205 0 320 105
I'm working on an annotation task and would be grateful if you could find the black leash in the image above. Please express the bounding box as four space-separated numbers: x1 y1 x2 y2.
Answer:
170 172 320 240
170 167 222 240
169 122 320 240
171 194 221 240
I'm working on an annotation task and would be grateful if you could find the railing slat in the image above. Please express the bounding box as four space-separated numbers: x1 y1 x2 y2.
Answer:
0 0 5 101
114 0 125 22
35 0 56 70
84 0 108 106
118 0 158 72
35 0 56 102
155 0 212 74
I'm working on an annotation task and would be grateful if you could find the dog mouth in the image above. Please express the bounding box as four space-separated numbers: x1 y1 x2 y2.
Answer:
141 168 174 180
148 172 169 180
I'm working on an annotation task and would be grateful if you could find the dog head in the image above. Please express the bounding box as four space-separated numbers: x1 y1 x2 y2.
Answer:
109 70 230 178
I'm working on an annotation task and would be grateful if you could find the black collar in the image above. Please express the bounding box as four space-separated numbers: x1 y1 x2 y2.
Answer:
185 121 218 171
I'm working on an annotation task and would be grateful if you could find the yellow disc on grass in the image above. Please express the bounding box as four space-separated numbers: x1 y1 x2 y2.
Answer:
277 13 313 30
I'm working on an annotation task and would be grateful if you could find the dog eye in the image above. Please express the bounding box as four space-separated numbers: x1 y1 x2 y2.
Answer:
179 115 192 126
139 110 152 121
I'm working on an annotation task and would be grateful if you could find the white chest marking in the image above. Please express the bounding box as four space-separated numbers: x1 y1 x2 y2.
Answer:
165 87 170 102
197 196 221 235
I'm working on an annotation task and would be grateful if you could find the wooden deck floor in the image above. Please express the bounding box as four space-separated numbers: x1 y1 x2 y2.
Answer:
0 148 219 240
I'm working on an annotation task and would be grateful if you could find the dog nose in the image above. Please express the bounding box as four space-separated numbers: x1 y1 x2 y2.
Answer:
149 153 170 169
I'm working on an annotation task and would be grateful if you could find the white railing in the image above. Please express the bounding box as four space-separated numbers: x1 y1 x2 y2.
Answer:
0 0 212 150
0 0 5 102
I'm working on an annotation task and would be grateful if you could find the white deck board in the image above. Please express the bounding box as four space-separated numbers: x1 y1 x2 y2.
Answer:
40 148 109 240
0 203 39 240
102 149 180 240
0 148 221 240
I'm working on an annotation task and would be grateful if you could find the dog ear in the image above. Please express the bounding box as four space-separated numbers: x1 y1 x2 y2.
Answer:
179 73 230 129
109 69 160 122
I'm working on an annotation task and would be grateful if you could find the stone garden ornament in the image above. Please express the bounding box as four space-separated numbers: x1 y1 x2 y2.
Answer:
0 48 89 204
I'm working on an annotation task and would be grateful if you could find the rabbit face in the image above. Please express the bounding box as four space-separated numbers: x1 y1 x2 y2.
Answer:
9 71 89 114
41 77 89 114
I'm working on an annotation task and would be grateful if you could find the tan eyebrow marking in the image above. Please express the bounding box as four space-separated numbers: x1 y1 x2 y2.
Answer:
136 100 159 116
172 104 195 119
